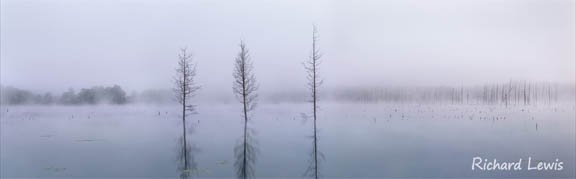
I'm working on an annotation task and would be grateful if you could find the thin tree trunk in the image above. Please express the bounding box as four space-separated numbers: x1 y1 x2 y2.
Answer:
312 26 319 179
182 81 188 169
241 54 248 179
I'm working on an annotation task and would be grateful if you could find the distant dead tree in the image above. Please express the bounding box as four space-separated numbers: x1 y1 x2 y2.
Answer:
304 25 323 179
232 41 258 179
173 47 200 174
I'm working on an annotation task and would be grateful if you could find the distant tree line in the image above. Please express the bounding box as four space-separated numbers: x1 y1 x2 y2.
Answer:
2 82 573 106
332 81 575 105
0 85 127 105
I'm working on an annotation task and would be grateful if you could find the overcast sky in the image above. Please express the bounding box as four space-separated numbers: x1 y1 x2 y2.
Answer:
1 0 574 94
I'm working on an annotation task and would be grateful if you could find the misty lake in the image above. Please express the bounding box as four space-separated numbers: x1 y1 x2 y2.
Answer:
1 103 574 178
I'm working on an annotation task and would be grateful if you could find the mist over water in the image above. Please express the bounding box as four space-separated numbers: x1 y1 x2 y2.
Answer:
1 0 575 178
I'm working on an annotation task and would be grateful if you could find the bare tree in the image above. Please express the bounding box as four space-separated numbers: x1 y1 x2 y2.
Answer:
304 25 323 179
173 48 200 174
232 41 258 179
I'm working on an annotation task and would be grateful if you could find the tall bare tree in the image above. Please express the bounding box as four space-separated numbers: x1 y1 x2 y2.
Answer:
174 48 200 175
304 25 323 179
232 41 258 179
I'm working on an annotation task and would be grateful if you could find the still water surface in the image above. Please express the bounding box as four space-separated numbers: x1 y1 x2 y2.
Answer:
1 103 574 178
